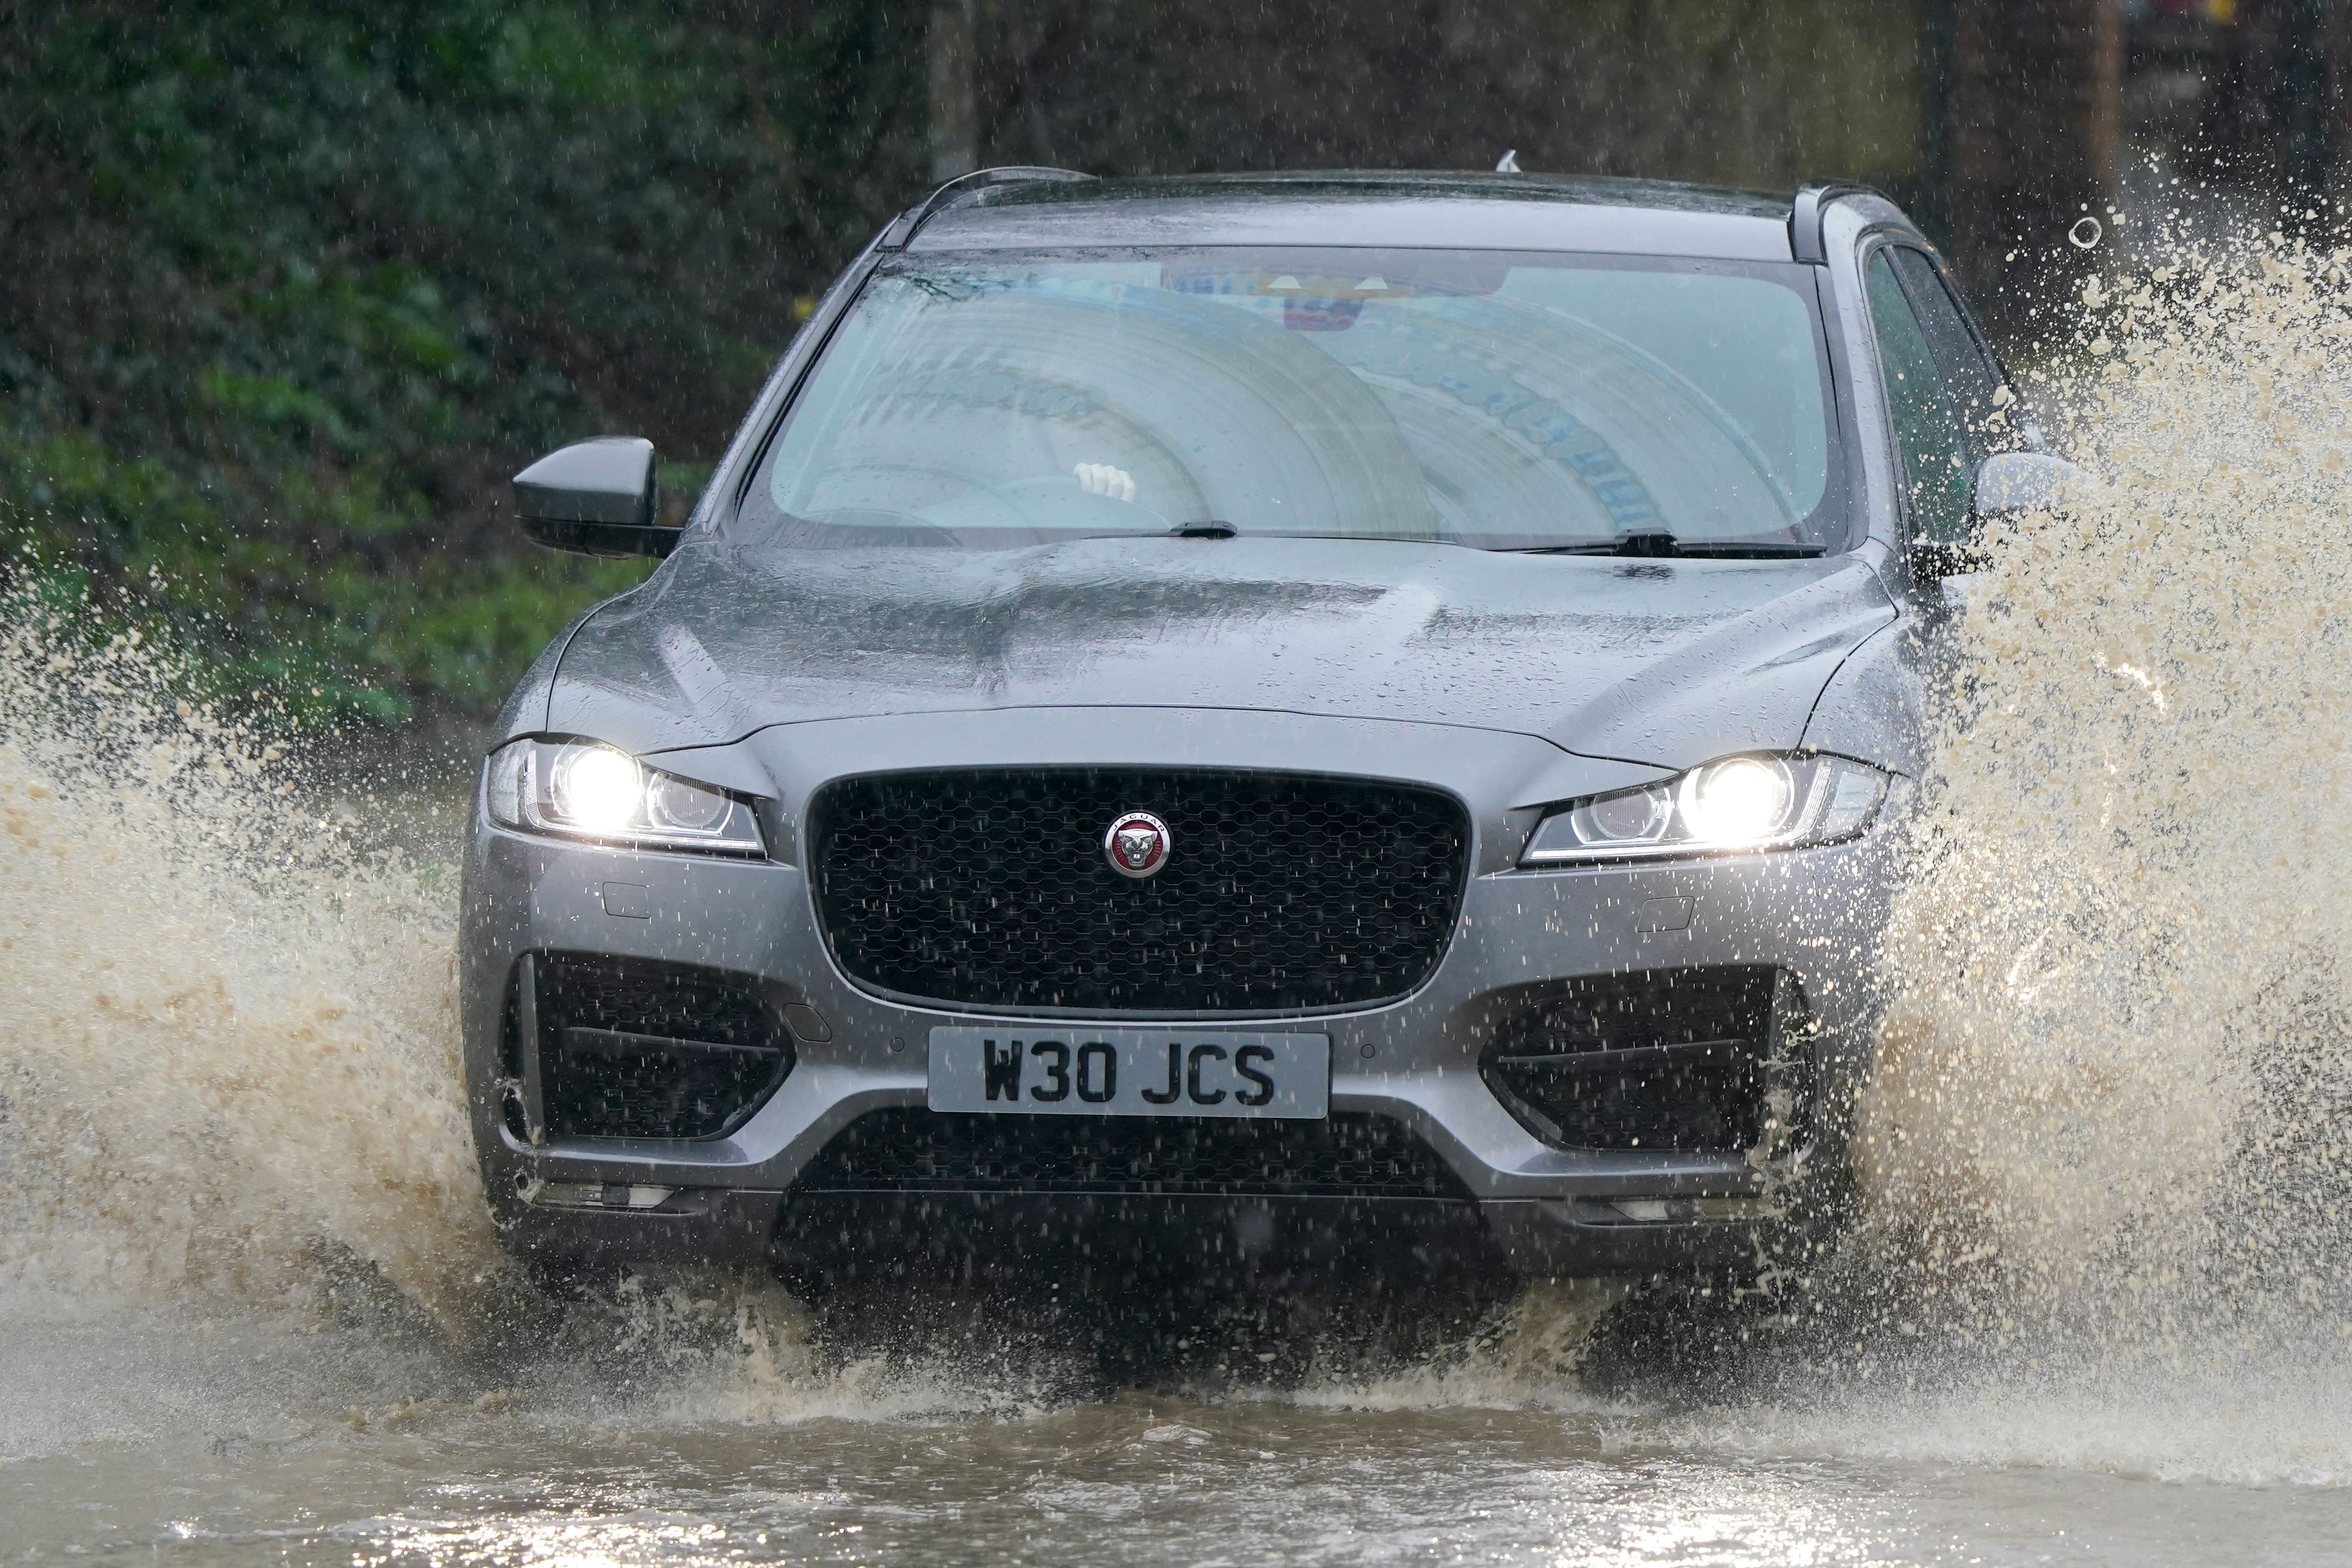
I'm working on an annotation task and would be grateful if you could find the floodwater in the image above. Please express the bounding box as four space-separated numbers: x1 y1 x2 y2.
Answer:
14 1297 2352 1567
8 222 2352 1564
14 1283 2352 1566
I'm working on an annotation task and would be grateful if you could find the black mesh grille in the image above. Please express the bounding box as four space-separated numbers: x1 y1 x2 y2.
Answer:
524 953 793 1140
808 769 1470 1013
792 1109 1471 1199
1478 967 1801 1153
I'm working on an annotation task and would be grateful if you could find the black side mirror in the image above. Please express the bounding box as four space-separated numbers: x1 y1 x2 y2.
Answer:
512 437 680 558
1913 451 2082 579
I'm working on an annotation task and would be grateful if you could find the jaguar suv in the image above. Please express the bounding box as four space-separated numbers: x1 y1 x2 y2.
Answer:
461 169 2067 1291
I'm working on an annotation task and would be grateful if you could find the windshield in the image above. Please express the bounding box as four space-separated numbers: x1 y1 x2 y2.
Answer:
737 247 1848 553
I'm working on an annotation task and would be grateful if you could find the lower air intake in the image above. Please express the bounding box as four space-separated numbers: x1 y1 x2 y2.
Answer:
1478 966 1808 1154
792 1108 1470 1200
515 953 793 1140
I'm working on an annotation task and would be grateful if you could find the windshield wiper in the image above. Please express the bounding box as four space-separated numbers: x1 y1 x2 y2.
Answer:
1164 524 1480 546
1511 529 1828 559
1062 521 1242 542
1070 525 1470 546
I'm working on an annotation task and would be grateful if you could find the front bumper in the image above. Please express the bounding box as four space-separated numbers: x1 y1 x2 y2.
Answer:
459 707 1899 1283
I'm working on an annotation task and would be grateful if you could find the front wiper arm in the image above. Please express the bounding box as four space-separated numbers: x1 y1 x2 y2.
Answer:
1170 524 1476 546
1074 525 1470 547
1512 529 1828 559
1065 521 1243 541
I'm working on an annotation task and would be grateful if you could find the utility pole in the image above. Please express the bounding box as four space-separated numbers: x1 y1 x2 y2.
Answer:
1920 0 1957 246
1943 0 2123 315
928 0 978 182
2275 0 2337 209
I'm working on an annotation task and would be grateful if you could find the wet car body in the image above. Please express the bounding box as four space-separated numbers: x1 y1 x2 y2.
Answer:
460 171 2041 1290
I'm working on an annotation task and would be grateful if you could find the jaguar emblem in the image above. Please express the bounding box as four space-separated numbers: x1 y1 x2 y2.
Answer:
1103 811 1172 879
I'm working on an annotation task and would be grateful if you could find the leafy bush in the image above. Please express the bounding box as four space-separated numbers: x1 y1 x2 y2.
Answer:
0 0 921 720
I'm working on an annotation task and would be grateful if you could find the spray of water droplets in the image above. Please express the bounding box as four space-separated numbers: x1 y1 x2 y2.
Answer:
1851 227 2352 1373
0 595 502 1321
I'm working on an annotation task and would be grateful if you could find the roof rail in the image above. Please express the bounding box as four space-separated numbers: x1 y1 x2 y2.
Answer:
879 165 1097 249
1789 182 1887 265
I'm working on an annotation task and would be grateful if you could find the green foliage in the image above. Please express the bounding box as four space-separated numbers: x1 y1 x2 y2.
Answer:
0 0 925 722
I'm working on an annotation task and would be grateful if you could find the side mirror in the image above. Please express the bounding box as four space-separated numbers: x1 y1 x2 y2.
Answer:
512 436 679 558
1973 449 2081 515
1912 451 2082 579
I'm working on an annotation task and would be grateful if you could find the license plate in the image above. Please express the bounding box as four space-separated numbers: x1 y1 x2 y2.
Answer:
927 1027 1330 1119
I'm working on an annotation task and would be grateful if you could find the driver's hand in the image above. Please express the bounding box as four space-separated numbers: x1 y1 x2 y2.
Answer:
1073 462 1137 502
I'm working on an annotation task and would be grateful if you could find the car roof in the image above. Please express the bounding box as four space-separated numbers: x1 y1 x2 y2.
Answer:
904 171 1801 262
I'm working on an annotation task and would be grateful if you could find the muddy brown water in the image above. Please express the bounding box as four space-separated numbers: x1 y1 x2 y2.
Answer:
12 1284 2352 1566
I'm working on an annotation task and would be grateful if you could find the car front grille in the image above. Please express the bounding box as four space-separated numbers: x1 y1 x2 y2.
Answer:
514 953 794 1140
791 1108 1471 1200
807 768 1470 1013
1478 966 1810 1154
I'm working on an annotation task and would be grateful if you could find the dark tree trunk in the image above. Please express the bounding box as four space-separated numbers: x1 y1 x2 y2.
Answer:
1945 0 2122 317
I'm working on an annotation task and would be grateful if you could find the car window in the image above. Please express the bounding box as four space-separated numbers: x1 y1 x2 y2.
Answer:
1888 248 2006 447
1864 247 1974 547
737 248 1850 554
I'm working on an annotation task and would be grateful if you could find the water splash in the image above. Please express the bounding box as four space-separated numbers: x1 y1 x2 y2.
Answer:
1860 228 2352 1359
0 589 501 1323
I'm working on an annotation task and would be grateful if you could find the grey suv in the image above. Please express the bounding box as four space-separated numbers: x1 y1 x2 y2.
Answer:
462 170 2066 1290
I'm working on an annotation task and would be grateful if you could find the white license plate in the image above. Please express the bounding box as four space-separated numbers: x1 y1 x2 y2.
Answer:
927 1027 1330 1119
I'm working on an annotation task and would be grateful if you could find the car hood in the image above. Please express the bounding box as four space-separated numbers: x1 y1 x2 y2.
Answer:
545 535 1896 770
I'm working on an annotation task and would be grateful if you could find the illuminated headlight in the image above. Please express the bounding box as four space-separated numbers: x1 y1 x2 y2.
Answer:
484 738 764 855
1520 753 1889 866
